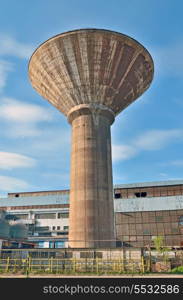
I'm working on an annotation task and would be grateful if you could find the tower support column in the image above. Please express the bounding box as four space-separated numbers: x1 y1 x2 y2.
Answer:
68 104 116 248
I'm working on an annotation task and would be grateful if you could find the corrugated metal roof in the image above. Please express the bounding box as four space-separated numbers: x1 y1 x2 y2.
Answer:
8 189 69 196
114 180 183 189
0 194 69 207
114 195 183 212
1 180 183 208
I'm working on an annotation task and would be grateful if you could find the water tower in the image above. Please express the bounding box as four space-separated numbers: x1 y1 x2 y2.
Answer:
29 29 154 248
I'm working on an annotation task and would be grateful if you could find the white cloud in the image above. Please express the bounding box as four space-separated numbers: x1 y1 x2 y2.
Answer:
112 174 128 183
170 160 183 167
0 152 36 170
112 145 137 162
112 129 183 162
7 124 42 138
30 128 70 152
0 98 53 137
0 35 34 59
0 60 13 91
0 175 30 191
134 129 183 150
167 177 183 181
159 173 168 177
0 98 52 123
152 40 183 78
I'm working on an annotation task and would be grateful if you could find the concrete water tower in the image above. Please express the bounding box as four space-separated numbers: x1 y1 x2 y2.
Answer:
29 29 154 248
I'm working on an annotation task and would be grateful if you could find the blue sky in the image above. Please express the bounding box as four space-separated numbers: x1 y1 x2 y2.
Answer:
0 0 183 195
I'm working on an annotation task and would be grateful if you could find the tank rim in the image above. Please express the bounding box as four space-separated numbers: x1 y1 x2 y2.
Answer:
28 27 154 76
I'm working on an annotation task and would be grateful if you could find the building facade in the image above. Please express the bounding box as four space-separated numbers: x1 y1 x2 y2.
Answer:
0 180 183 248
114 181 183 248
1 190 69 248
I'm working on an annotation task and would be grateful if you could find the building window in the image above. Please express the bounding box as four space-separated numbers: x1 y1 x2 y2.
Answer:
38 241 44 248
63 226 69 230
15 194 19 197
57 232 68 235
49 242 55 248
58 213 69 219
80 252 93 258
135 192 140 198
14 214 28 220
135 192 147 198
38 232 51 236
35 226 49 232
155 216 163 222
114 193 121 199
35 213 56 219
55 241 65 248
5 214 18 221
141 192 147 197
179 216 183 225
52 226 56 230
57 226 60 230
143 229 150 235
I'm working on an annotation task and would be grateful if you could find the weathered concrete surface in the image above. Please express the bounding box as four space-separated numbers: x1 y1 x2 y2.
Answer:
68 105 115 247
29 29 154 117
28 29 154 248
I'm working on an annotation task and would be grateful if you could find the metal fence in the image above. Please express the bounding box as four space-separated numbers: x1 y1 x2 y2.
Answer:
0 257 144 274
0 248 182 274
0 248 144 274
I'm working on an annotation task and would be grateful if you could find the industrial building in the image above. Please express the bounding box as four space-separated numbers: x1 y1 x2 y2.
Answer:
114 180 183 248
0 189 69 248
0 180 183 249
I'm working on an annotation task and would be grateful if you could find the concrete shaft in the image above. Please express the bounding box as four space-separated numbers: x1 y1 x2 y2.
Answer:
68 104 115 248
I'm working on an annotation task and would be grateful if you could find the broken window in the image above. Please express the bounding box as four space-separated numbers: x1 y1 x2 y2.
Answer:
115 193 121 199
135 192 147 198
135 192 140 197
179 216 183 225
141 192 147 197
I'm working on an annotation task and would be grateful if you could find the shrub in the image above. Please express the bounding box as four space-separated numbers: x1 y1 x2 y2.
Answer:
171 266 183 274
